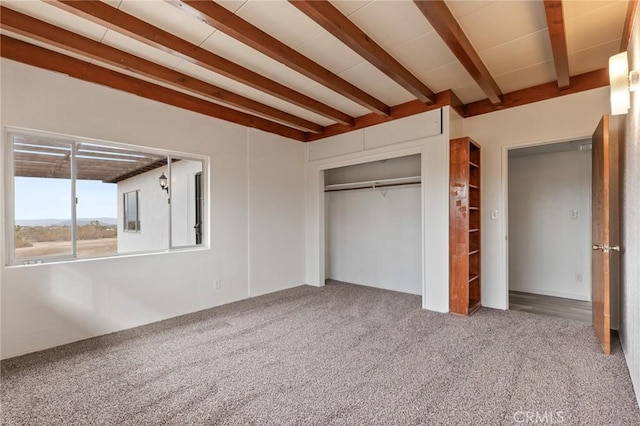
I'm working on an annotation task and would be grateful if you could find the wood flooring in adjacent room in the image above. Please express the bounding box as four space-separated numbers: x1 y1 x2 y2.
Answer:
509 290 592 324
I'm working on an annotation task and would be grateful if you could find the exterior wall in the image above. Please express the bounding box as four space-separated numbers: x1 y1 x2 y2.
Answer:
620 8 640 403
116 159 203 253
0 59 306 359
117 165 169 253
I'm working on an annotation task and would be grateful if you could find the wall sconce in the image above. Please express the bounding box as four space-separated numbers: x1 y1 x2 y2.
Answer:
159 172 169 193
609 51 639 115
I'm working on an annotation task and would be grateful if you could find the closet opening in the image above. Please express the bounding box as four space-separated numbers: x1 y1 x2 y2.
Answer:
507 140 593 323
324 154 422 296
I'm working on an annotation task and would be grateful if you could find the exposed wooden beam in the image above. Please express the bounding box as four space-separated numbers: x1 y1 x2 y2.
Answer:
543 0 570 89
620 0 639 52
48 0 353 126
290 0 436 104
463 68 608 117
168 0 391 117
0 35 307 141
413 0 503 105
0 6 323 134
307 91 453 142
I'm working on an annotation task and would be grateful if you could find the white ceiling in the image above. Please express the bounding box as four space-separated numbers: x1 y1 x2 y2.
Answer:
0 0 630 138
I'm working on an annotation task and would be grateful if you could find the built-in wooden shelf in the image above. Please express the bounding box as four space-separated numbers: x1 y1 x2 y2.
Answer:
449 137 482 317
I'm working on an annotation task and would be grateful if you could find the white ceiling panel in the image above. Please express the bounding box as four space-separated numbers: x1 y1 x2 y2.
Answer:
174 60 241 90
2 0 108 41
330 0 372 16
118 0 215 46
338 61 415 106
295 32 366 75
223 82 336 126
199 30 276 74
259 62 320 92
569 39 621 76
390 31 457 75
494 61 557 93
217 0 248 14
300 84 372 118
482 30 553 77
457 0 547 52
418 61 475 92
565 1 627 54
101 30 183 70
563 0 625 20
342 0 435 51
445 0 494 19
453 83 487 104
235 0 324 48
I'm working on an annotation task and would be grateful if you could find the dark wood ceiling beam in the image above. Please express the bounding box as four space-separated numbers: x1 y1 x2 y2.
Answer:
0 6 323 134
290 0 436 104
543 0 570 89
413 0 503 105
463 68 608 117
168 0 391 117
620 0 639 51
47 0 354 126
0 35 307 141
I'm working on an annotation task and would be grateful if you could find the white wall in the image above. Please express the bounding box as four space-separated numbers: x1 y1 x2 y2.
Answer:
305 108 450 312
0 59 305 359
508 149 592 301
117 164 170 253
170 159 203 247
462 87 610 309
248 130 305 297
116 159 203 253
620 7 640 403
327 186 422 295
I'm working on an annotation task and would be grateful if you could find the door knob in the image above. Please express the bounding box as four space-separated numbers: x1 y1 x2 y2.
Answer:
592 244 620 253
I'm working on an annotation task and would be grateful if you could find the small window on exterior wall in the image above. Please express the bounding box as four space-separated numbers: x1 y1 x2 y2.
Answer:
123 190 140 232
5 130 207 265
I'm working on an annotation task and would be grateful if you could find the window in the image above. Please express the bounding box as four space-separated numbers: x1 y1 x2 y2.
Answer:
123 191 140 232
6 131 207 265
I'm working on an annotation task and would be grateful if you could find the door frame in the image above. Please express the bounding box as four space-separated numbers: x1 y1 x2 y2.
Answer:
501 134 592 309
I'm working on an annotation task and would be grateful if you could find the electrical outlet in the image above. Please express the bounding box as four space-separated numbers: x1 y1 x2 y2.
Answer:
214 279 222 289
575 273 583 283
570 209 579 220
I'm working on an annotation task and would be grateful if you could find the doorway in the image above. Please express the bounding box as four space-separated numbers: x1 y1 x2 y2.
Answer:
507 140 592 323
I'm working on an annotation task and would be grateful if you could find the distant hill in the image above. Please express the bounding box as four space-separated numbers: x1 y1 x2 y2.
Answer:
15 218 117 227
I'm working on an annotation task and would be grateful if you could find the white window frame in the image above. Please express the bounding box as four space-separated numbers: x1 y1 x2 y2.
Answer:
3 127 209 266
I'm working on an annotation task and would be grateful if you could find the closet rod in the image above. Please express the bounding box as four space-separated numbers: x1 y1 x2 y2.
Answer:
324 181 421 193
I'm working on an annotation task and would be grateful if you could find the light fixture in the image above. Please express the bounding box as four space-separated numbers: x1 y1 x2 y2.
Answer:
159 172 169 193
609 51 639 115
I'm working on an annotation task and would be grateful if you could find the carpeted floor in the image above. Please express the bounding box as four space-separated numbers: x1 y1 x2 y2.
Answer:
1 280 639 425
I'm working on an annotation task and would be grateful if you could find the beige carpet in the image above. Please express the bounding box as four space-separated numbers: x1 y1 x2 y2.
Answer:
1 280 639 425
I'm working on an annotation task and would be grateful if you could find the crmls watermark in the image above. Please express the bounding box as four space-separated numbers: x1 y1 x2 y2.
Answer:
513 410 565 424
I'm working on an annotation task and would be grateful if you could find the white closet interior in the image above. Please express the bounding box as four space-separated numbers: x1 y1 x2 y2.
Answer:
324 154 422 295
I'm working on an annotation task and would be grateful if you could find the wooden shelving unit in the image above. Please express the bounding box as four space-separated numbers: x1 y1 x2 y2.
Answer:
449 137 481 316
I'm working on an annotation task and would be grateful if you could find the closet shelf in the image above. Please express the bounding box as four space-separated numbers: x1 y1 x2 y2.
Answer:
324 175 421 192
